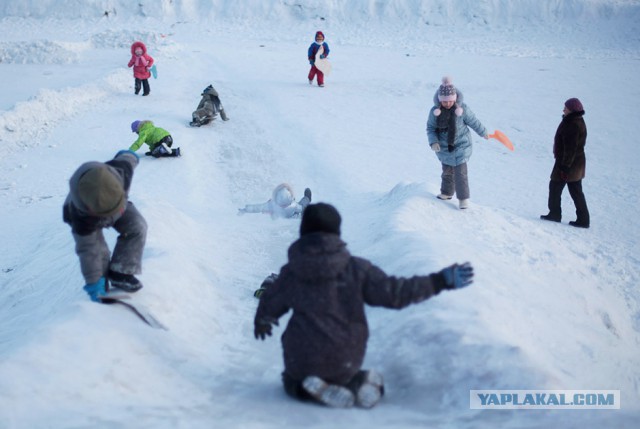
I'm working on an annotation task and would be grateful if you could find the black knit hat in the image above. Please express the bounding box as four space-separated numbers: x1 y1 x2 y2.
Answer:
300 203 341 236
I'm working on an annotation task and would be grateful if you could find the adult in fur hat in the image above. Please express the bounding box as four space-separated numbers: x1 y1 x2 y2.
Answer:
254 203 474 409
190 84 229 127
426 76 489 209
540 98 590 228
238 183 312 219
63 150 147 301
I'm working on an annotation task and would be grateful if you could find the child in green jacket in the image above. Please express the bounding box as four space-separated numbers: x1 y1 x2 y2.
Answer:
130 120 181 157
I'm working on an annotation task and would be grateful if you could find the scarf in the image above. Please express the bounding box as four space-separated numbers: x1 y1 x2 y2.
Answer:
437 106 457 152
134 55 148 67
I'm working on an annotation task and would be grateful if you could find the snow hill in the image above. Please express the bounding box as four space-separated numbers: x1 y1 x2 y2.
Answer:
1 1 639 428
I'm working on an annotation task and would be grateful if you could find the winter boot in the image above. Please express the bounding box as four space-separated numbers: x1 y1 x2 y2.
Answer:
540 213 561 222
172 148 181 157
569 220 589 229
304 188 312 202
108 269 143 293
459 199 470 209
302 376 355 408
437 194 453 200
355 370 384 409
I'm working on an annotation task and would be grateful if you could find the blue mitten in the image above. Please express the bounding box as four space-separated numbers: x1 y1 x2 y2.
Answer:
319 54 326 59
83 277 107 302
115 149 140 160
439 262 474 289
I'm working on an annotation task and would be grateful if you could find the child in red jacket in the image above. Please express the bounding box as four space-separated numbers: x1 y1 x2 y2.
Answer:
128 41 154 96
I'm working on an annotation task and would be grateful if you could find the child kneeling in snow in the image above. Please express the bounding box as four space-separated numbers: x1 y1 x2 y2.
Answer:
238 183 311 219
190 84 229 127
63 150 147 301
129 120 181 158
254 203 474 408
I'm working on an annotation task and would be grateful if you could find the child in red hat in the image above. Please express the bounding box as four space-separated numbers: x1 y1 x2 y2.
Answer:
307 31 330 87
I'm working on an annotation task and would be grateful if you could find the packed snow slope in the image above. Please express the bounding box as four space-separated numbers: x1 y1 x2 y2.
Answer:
1 1 639 428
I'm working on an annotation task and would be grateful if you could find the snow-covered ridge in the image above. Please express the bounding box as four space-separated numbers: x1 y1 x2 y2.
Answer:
1 0 639 25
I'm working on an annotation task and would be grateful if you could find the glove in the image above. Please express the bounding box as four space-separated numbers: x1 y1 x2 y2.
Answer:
439 262 474 289
309 60 315 66
83 277 107 302
559 166 570 182
431 143 441 152
115 149 140 160
254 316 279 340
319 54 326 59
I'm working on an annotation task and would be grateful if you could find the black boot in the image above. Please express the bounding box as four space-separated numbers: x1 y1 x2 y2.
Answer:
134 78 141 95
569 220 589 229
108 269 143 293
540 214 561 222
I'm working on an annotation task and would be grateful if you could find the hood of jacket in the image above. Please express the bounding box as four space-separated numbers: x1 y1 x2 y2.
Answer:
272 183 295 208
130 41 147 56
287 233 351 282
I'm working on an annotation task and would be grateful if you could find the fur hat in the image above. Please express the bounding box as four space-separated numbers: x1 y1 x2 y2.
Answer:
300 203 341 236
565 98 584 113
434 76 463 117
131 120 141 133
77 166 125 217
315 31 325 40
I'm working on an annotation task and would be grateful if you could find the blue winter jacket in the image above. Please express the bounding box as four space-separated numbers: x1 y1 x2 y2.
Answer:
426 103 487 166
308 42 330 62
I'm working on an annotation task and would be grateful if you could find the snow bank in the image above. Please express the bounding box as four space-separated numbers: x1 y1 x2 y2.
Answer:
1 0 639 27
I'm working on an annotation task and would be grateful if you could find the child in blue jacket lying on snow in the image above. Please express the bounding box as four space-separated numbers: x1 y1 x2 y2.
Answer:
238 183 312 219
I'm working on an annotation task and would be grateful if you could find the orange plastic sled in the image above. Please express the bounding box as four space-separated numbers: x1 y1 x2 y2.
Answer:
488 130 514 151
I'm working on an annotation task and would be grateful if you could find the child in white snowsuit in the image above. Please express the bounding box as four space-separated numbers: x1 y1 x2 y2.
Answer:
63 150 147 301
190 84 229 127
238 183 311 219
254 203 474 409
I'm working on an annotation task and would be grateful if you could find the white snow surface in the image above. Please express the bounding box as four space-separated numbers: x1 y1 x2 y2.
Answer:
1 1 639 428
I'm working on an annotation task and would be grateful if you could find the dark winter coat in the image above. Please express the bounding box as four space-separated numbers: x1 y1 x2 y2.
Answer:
254 233 449 385
551 111 587 182
63 151 138 235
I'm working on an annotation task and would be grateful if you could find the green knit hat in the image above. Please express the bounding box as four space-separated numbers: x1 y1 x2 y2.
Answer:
77 166 125 217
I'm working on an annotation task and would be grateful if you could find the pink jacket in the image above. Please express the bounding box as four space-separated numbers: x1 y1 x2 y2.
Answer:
128 41 154 80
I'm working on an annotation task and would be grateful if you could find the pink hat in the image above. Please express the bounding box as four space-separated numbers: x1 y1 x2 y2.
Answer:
437 76 457 102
